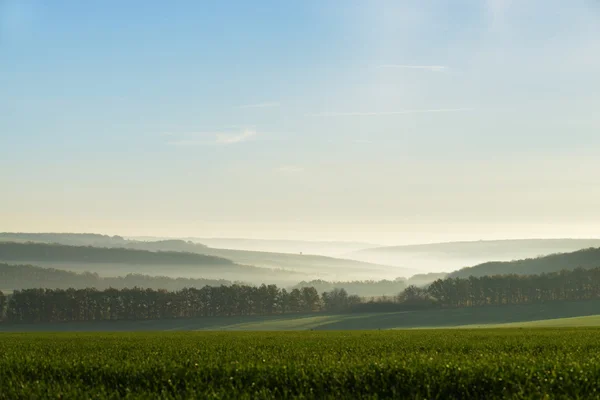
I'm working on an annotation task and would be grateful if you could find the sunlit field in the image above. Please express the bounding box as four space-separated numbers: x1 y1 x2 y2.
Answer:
2 330 600 399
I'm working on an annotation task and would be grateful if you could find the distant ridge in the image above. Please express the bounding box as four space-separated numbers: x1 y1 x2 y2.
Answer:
0 233 411 281
0 242 234 266
354 238 600 256
449 246 600 278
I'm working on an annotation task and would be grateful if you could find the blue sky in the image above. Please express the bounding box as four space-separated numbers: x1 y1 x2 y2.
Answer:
1 0 600 243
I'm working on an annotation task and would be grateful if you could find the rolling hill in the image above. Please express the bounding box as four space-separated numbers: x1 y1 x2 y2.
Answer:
0 233 412 282
112 239 407 281
0 233 374 258
0 242 304 285
0 232 130 247
348 239 600 273
197 247 414 281
172 237 378 257
0 263 410 297
0 263 232 291
449 246 600 278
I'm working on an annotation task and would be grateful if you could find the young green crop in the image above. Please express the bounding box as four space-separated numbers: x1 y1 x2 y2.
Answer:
1 329 600 399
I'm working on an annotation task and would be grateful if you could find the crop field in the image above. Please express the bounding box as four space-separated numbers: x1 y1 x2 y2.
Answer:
2 330 600 399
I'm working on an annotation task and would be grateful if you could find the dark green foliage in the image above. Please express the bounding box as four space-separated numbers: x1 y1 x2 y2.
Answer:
451 247 600 278
4 284 357 323
355 266 600 313
0 263 232 291
321 288 361 312
0 242 234 265
293 278 406 297
429 267 600 307
2 330 600 399
0 291 5 321
10 266 600 324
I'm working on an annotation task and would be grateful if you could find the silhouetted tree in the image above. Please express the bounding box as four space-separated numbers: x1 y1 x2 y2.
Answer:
426 267 600 307
0 290 6 321
322 288 349 312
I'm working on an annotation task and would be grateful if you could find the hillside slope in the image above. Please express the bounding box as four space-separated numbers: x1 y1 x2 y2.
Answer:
348 239 600 273
0 233 412 281
177 237 377 257
0 263 232 291
0 233 130 247
199 247 414 281
0 242 232 265
0 242 303 284
449 247 600 278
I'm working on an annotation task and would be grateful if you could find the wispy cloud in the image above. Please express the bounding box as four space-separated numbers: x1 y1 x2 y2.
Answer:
308 108 473 117
238 102 280 109
377 64 447 72
215 130 256 144
166 129 257 146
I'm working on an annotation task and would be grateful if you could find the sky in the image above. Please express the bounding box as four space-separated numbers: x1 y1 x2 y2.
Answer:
1 0 599 245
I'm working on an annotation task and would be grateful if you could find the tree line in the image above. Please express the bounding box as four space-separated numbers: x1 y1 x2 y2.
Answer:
0 285 360 323
291 274 448 297
4 267 600 323
344 266 600 312
292 279 406 298
2 263 419 297
427 266 600 307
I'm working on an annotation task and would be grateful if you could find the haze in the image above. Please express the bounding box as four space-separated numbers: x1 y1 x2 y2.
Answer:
1 0 599 245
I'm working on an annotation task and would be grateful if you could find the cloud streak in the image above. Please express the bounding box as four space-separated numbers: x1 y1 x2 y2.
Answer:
308 108 474 117
377 64 447 72
215 130 256 144
166 130 257 146
238 102 280 109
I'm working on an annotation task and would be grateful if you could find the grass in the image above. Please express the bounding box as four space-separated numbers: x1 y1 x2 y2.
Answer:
3 330 600 398
459 315 600 329
3 298 600 332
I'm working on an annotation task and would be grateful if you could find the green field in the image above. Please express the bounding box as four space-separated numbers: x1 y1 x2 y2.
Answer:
3 330 600 399
3 299 600 332
459 315 600 329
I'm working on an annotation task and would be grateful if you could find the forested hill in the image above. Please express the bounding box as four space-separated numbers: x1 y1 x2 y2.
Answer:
0 242 233 266
0 242 311 286
347 238 600 274
355 239 600 257
199 247 413 279
0 233 129 247
0 233 411 281
0 263 232 291
0 233 208 252
449 247 600 278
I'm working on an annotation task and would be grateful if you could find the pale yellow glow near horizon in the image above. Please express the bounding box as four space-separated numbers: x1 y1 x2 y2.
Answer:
1 213 599 246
